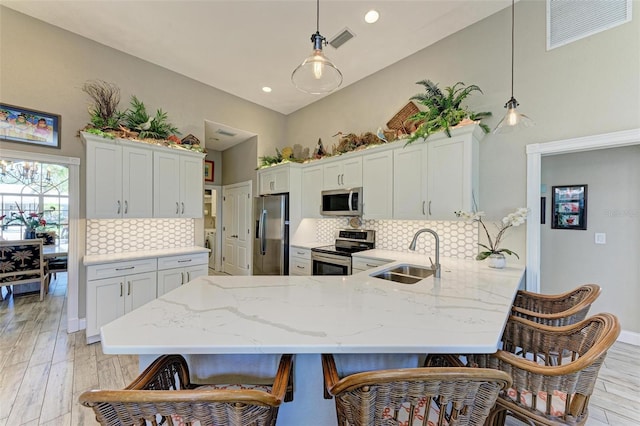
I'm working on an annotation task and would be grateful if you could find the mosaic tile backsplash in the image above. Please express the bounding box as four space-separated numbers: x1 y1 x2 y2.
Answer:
86 219 195 255
317 218 478 260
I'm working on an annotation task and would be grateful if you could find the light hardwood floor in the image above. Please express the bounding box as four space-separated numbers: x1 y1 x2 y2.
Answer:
1 274 638 425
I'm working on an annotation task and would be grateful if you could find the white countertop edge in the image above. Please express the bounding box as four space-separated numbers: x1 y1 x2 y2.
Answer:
290 241 331 249
84 246 210 265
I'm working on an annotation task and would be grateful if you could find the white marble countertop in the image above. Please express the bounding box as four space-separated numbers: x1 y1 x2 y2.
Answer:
290 241 330 249
101 256 524 355
83 246 210 266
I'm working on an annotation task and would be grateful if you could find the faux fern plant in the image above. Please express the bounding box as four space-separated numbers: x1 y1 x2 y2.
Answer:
123 96 180 140
406 80 492 144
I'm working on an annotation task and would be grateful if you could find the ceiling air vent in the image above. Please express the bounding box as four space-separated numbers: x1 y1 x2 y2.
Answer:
547 0 632 50
329 28 355 49
215 129 237 137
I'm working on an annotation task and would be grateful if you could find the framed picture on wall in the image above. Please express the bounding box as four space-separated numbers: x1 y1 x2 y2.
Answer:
552 184 588 230
0 103 61 148
204 160 214 182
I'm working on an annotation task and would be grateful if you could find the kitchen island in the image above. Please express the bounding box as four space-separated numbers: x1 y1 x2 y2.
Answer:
101 255 525 425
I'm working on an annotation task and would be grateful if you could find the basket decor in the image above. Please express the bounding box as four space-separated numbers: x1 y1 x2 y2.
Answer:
386 101 420 132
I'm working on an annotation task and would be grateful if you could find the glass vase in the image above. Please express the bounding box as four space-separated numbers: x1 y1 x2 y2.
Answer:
488 253 506 269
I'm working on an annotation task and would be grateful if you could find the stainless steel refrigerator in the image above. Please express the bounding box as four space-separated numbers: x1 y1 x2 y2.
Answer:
253 193 289 275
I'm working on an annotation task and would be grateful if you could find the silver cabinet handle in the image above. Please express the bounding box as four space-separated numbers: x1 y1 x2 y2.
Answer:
428 200 432 216
366 263 378 267
176 202 179 214
181 202 185 214
120 283 123 297
181 272 185 285
296 265 305 269
337 174 340 186
124 200 128 214
117 200 121 214
127 281 131 296
178 259 192 263
422 201 426 215
296 251 305 255
115 266 135 271
187 272 191 282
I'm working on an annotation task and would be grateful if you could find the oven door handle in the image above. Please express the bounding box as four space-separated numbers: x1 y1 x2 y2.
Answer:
259 209 267 255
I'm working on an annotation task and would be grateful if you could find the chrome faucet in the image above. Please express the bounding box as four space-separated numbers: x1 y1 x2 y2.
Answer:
408 228 441 278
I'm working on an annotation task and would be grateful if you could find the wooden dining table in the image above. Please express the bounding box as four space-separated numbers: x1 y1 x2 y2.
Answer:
101 254 525 425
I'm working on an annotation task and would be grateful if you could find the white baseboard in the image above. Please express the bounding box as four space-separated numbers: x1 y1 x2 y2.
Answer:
68 317 87 334
618 329 640 346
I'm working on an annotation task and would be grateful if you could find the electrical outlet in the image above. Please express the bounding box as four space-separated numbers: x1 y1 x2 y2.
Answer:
595 233 606 244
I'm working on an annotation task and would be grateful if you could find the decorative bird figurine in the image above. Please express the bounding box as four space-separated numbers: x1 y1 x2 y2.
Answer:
376 127 388 143
136 116 154 131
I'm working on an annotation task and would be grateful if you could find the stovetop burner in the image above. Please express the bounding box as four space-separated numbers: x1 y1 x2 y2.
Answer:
311 229 375 257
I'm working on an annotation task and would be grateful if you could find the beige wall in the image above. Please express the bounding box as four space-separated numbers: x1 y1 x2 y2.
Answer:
222 136 258 187
284 0 640 261
541 146 640 333
0 7 286 317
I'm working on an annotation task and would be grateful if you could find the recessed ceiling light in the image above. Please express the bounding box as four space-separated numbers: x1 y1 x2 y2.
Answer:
364 10 379 24
262 86 272 93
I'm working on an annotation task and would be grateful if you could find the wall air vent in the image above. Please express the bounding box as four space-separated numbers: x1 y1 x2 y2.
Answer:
547 0 632 50
329 28 355 49
215 129 237 137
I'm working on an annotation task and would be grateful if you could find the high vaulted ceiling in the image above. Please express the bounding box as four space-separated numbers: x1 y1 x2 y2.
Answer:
3 0 511 116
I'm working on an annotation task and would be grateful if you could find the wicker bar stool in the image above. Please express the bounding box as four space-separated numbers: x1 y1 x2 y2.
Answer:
322 353 511 426
466 313 620 426
79 354 293 426
511 284 600 326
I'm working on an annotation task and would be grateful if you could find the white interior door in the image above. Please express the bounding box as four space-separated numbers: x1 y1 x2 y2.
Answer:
222 181 252 275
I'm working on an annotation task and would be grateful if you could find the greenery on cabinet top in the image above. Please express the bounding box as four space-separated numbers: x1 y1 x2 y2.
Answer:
79 80 204 153
259 80 491 169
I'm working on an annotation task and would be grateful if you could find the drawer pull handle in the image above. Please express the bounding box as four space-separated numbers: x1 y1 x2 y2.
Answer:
115 266 135 271
297 251 305 255
366 263 378 267
178 259 192 263
296 265 305 269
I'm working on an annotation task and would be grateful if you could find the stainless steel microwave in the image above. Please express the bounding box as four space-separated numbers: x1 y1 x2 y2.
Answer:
321 188 363 216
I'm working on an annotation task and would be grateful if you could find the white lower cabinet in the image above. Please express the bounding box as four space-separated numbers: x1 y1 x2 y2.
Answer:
290 246 311 276
86 258 158 343
157 253 209 296
352 257 392 274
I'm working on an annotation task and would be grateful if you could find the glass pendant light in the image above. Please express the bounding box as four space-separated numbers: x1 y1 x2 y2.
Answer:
291 0 342 94
494 0 534 134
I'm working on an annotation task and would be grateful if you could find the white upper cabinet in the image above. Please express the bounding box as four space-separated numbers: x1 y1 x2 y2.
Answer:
301 164 323 218
393 142 428 219
362 150 393 219
322 157 362 190
258 165 290 195
392 124 481 220
426 127 480 220
154 151 203 218
86 137 153 219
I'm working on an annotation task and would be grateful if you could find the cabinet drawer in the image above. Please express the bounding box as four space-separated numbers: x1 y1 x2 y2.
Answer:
87 258 157 280
157 252 208 270
290 247 311 259
351 257 391 271
290 257 311 275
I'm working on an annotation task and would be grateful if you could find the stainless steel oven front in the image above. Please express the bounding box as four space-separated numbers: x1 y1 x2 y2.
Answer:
311 251 352 275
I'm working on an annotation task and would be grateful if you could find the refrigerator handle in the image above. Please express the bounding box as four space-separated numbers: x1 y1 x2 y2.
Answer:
259 209 267 255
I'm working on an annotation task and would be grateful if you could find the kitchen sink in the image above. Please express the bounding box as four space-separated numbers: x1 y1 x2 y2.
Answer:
371 264 435 284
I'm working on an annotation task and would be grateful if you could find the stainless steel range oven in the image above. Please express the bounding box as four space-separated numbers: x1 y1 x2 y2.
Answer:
311 229 375 276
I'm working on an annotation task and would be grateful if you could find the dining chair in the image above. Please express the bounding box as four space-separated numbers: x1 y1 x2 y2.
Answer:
465 313 620 426
0 239 47 301
79 353 293 426
511 284 601 326
322 353 511 426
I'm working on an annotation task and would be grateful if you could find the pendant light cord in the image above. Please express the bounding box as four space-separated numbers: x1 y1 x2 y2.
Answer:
510 0 515 98
316 0 320 33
